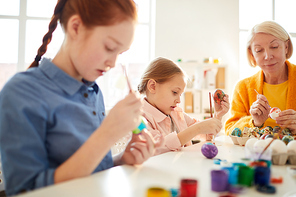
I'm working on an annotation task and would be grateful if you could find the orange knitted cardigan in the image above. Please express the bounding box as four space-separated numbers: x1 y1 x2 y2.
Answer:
225 61 296 135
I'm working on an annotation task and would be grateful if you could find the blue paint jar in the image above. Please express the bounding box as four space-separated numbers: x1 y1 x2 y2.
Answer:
254 166 270 186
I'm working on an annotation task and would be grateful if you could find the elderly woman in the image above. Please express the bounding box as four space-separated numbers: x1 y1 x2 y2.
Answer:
225 21 296 135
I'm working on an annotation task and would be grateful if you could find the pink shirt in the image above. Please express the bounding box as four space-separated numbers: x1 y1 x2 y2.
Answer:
142 98 204 155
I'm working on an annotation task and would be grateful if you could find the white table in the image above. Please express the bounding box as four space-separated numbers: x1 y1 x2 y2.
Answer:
15 136 296 197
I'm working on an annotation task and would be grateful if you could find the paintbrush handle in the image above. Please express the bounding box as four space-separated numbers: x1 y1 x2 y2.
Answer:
254 89 271 109
259 138 274 159
122 64 132 92
209 92 213 118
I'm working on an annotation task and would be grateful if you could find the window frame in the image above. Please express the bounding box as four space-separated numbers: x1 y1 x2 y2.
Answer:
0 0 155 110
0 0 154 72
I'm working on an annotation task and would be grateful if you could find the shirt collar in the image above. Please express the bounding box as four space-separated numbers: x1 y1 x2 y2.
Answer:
39 58 98 95
143 98 169 122
82 78 99 94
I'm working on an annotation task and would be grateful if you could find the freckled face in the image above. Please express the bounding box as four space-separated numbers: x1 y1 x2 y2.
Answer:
251 33 288 75
151 74 186 115
70 20 135 81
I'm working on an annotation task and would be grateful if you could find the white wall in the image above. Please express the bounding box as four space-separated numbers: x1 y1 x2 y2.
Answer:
154 0 240 93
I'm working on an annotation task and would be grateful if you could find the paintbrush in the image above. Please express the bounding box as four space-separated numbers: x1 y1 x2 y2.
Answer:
209 92 215 143
259 138 275 159
209 92 213 118
122 64 132 93
254 89 271 109
121 64 147 134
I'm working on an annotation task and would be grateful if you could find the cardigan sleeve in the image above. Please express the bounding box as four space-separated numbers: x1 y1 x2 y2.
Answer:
225 80 257 135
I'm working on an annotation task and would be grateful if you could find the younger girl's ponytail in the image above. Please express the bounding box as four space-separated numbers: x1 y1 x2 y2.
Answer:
28 0 67 68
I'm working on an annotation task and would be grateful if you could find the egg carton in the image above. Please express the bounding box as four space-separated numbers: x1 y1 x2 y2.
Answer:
229 135 253 146
272 152 296 165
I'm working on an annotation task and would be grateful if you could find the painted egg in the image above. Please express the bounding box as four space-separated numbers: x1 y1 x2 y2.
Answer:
213 89 225 105
273 126 281 133
265 134 274 139
260 133 268 140
269 107 281 120
266 126 273 131
273 133 280 139
201 142 218 159
242 127 249 137
282 135 294 145
282 128 291 135
231 127 242 137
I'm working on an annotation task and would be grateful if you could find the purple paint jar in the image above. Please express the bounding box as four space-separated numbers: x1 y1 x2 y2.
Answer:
211 170 229 192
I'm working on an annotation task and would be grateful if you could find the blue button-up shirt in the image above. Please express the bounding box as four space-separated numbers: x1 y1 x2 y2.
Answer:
0 58 113 196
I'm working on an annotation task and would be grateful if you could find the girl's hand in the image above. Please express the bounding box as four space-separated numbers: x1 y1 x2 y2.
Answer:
214 94 230 120
249 94 270 127
119 129 164 165
197 118 222 136
276 109 296 135
104 91 142 139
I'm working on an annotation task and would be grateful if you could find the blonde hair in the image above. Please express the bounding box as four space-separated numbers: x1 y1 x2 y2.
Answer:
246 21 293 67
138 57 186 94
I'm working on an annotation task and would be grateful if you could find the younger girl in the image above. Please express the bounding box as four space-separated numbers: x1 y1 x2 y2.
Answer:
138 57 229 155
0 0 162 195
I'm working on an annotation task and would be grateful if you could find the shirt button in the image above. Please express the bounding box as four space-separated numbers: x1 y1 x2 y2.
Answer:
84 93 88 98
102 112 105 116
92 111 96 115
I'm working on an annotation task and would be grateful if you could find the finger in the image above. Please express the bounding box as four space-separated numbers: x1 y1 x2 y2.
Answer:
276 114 296 123
125 92 142 105
131 133 145 144
255 100 269 111
251 107 262 116
257 94 268 102
279 109 296 116
253 101 270 115
139 129 155 156
129 147 144 164
223 94 229 102
279 119 296 128
221 102 229 110
130 142 150 161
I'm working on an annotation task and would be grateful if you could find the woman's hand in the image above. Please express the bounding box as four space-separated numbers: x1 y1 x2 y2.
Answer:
117 129 164 165
249 94 270 126
214 94 230 120
276 109 296 135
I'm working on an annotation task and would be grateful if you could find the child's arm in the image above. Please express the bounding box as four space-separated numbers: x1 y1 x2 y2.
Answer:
177 118 222 146
213 94 230 120
54 92 158 183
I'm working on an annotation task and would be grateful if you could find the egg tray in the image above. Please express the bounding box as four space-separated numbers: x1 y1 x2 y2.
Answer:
271 152 296 165
229 135 253 146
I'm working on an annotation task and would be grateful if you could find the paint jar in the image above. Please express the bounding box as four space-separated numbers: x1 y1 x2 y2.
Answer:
180 179 198 197
146 187 170 197
211 170 229 192
222 166 238 185
254 166 270 186
238 166 254 187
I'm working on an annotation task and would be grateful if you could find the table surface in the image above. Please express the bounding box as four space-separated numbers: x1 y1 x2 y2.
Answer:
15 136 296 197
